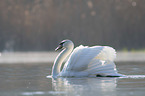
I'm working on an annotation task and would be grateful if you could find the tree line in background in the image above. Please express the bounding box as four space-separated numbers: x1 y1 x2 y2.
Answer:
0 0 145 51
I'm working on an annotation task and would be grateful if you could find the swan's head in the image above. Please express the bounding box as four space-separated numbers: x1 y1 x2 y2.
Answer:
55 39 74 51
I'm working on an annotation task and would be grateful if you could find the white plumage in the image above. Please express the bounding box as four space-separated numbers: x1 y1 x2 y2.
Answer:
52 40 122 78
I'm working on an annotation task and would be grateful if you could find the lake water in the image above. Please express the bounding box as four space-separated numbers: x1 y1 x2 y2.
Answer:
0 62 145 96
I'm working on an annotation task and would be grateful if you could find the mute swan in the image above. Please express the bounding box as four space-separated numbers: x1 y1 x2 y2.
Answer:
52 39 122 78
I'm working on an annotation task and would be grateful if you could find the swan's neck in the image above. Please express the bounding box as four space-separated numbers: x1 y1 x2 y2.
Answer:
52 46 73 78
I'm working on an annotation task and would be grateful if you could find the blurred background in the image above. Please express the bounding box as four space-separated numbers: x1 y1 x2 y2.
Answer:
0 0 145 52
1 1 145 96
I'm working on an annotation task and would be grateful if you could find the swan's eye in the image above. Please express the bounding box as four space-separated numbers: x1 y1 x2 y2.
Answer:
55 42 65 51
59 42 65 46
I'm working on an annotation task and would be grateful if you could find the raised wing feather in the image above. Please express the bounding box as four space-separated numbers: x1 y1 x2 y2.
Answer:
59 45 122 77
64 45 116 70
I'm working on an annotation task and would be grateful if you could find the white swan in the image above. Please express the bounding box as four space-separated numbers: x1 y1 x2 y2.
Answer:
52 39 122 78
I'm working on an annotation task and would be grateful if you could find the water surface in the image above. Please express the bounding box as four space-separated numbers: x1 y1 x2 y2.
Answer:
0 62 145 96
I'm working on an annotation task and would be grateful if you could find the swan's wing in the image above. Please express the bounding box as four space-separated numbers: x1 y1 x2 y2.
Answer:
61 45 120 77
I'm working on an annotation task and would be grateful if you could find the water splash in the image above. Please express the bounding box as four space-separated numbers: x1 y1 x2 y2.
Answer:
126 75 145 79
46 75 52 78
119 75 145 79
21 91 45 95
21 91 66 96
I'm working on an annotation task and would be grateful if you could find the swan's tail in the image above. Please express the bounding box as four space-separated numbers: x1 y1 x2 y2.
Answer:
95 46 116 61
86 60 121 77
86 46 122 77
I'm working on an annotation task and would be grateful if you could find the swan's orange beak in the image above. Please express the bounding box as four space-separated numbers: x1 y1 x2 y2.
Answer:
55 45 63 51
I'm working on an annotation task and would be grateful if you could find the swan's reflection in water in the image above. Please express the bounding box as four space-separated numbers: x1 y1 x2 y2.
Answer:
51 77 118 96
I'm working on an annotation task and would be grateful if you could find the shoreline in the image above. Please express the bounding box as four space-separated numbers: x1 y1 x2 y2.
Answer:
0 51 145 64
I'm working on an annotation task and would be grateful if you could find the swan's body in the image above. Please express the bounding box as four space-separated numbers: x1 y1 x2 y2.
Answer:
52 40 122 78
